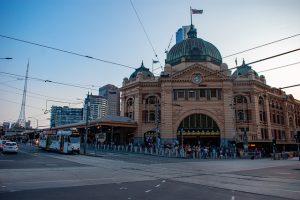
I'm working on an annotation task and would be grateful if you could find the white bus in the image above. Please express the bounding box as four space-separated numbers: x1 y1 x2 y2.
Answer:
39 130 80 154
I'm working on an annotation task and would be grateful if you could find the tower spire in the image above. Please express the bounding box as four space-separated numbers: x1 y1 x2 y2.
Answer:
16 60 29 128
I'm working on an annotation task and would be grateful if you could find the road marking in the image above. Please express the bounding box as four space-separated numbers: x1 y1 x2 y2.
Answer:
162 180 166 183
0 160 13 161
1 186 7 188
277 172 291 175
231 196 235 200
145 189 152 193
120 187 127 190
155 184 160 188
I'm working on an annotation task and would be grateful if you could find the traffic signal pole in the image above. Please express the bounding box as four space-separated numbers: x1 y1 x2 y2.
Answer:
272 138 276 160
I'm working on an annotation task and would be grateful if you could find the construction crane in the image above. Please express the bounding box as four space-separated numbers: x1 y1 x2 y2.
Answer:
165 35 173 54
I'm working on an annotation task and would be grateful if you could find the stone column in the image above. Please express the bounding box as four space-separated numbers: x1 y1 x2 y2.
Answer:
160 82 175 144
265 96 272 140
222 86 235 146
251 94 260 140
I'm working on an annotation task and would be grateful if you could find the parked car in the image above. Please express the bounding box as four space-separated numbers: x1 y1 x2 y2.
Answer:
2 142 18 153
0 139 10 151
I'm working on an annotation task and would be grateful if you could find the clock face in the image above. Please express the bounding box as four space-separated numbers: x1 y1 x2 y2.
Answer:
192 74 202 84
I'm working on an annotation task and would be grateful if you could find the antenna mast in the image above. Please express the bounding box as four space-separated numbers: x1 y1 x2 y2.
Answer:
16 60 29 128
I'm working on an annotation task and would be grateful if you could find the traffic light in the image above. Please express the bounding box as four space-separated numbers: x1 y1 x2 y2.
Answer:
295 131 300 143
272 139 276 146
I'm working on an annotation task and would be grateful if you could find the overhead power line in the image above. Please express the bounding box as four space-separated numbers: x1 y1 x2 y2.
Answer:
0 88 82 106
204 48 300 78
0 71 99 91
223 33 300 58
0 34 135 70
258 61 300 73
232 61 300 79
0 82 84 102
247 48 300 65
0 97 43 111
279 84 300 90
129 0 163 70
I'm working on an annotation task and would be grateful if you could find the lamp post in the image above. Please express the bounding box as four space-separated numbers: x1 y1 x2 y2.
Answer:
243 130 248 156
0 57 12 60
84 92 90 155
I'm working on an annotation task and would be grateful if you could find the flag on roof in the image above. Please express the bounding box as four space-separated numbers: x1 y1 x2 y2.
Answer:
191 8 203 14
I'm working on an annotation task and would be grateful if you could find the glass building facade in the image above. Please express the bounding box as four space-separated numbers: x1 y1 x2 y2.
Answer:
50 106 83 128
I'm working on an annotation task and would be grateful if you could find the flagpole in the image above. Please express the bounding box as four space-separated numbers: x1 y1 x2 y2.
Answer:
190 6 193 25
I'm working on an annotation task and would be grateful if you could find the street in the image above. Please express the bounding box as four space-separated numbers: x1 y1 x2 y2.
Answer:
0 144 299 200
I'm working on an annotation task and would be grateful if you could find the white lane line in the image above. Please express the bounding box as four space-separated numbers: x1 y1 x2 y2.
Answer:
145 189 152 193
162 180 166 183
155 184 160 188
120 187 127 190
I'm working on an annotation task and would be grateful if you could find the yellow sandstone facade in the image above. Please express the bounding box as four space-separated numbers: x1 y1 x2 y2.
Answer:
120 25 300 152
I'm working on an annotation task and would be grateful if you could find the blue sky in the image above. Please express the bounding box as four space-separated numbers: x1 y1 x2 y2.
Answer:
0 0 300 128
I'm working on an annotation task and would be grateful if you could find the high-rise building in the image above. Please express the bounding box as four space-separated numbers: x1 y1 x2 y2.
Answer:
99 84 120 116
176 25 196 43
50 106 83 128
83 95 108 121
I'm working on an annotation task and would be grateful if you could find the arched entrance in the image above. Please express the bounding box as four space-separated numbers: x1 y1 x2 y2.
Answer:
177 113 220 147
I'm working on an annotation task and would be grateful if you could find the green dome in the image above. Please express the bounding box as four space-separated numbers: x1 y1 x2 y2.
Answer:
232 60 258 77
129 61 154 80
166 25 222 66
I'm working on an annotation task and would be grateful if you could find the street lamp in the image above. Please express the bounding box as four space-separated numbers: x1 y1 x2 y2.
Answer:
84 92 90 155
0 57 12 60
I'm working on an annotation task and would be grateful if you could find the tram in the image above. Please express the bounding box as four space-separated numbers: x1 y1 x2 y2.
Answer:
39 130 80 154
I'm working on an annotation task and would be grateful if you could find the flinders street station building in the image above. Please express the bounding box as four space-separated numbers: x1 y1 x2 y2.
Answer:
120 24 300 153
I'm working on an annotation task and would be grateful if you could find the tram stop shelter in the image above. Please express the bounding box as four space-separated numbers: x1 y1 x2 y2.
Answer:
51 115 137 145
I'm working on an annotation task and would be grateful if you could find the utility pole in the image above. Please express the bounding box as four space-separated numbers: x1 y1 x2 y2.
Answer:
84 92 90 155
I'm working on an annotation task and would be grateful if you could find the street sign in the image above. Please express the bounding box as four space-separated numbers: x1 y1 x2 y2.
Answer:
97 132 106 143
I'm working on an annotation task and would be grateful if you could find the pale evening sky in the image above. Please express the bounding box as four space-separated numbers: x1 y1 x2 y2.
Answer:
0 0 299 128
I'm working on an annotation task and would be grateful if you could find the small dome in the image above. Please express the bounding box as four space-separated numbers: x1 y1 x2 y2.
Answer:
232 60 258 78
166 24 222 66
129 61 154 80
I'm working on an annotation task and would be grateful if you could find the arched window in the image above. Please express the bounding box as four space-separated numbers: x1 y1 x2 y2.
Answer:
126 98 135 120
289 117 294 128
178 113 220 132
234 95 251 122
143 95 160 123
258 97 266 122
234 95 247 104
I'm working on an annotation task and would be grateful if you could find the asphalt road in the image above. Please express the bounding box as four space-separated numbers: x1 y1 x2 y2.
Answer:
0 179 290 200
0 144 299 200
0 144 86 169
